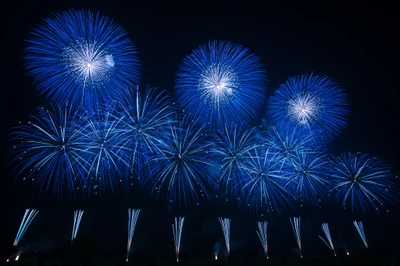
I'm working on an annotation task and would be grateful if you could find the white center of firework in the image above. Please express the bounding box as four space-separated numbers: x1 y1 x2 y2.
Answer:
64 40 114 86
287 94 321 125
200 65 238 104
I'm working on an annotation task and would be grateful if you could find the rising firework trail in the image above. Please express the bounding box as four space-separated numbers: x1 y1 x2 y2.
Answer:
218 217 231 255
256 221 269 258
353 220 368 248
126 209 141 262
172 217 185 262
71 209 84 244
318 223 335 256
13 209 39 246
290 217 302 258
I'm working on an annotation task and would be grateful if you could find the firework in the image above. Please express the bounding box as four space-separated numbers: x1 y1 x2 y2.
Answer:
329 152 398 213
256 221 269 258
13 209 39 246
265 123 318 169
285 150 331 205
237 144 294 214
290 217 302 258
318 223 335 256
8 105 89 197
117 86 176 184
126 208 141 262
267 73 349 141
353 221 368 248
210 123 261 194
77 103 131 193
145 118 216 208
175 40 267 127
25 9 140 108
172 217 185 262
218 217 231 255
71 209 84 243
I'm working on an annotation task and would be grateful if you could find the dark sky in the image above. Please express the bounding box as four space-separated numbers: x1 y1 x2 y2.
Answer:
3 0 399 260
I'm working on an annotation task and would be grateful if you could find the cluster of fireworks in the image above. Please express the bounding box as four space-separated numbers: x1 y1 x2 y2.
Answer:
7 9 399 216
6 8 400 261
12 208 370 261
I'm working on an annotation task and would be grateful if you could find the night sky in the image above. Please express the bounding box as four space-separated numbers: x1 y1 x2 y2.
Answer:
3 0 399 260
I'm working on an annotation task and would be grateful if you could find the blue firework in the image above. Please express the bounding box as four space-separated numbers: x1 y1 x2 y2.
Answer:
329 152 399 213
25 9 140 108
285 150 331 205
237 144 294 215
265 122 318 170
175 40 267 127
77 103 131 193
8 105 89 197
117 86 177 184
267 73 349 141
145 118 216 208
210 123 261 195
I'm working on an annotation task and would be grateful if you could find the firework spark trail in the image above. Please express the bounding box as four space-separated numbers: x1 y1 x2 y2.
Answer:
71 210 84 243
290 217 302 258
256 221 269 258
126 209 141 262
172 217 185 262
353 220 368 248
318 223 335 256
218 217 231 255
13 209 39 246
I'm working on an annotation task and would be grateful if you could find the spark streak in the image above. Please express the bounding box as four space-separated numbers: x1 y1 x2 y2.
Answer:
353 220 368 248
71 209 84 243
318 223 335 256
290 217 302 258
172 217 185 262
126 209 141 262
13 209 39 246
218 217 231 255
256 221 269 258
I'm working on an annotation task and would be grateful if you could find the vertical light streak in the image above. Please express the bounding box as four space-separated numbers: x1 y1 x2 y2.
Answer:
256 221 269 258
318 223 335 256
289 217 302 258
218 217 231 255
13 209 39 246
172 217 185 262
353 220 368 248
71 209 84 243
126 208 141 262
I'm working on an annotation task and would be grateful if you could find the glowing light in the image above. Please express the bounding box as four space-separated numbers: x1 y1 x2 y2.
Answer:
353 220 368 248
71 210 84 243
13 209 39 246
218 217 231 255
290 217 302 258
318 223 336 256
172 217 185 262
126 209 141 262
256 221 269 258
